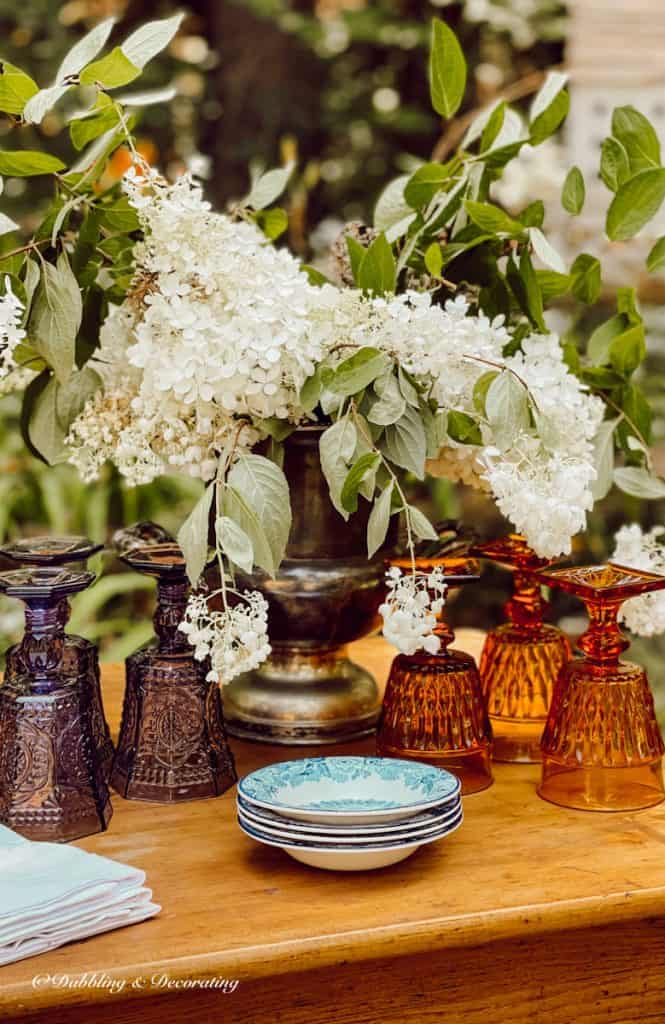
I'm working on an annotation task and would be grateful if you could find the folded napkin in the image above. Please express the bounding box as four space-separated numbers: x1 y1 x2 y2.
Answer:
0 825 160 966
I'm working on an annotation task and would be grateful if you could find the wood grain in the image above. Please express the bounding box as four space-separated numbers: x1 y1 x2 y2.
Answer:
3 631 665 1024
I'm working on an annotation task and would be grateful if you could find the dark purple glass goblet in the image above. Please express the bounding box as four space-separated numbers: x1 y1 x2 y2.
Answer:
110 544 237 803
0 567 113 841
1 535 114 781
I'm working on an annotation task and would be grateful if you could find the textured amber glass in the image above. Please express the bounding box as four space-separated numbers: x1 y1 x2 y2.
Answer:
472 535 572 763
376 555 493 795
537 563 665 812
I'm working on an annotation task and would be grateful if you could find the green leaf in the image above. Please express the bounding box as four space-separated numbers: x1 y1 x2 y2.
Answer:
216 515 254 574
570 253 601 304
447 410 482 445
536 270 569 302
480 102 505 153
319 418 358 520
121 12 184 69
177 484 214 586
473 370 499 415
561 166 585 215
0 212 18 238
29 253 82 384
301 264 329 287
245 163 295 211
529 73 569 145
329 347 391 397
0 61 38 115
223 487 274 576
606 168 665 241
55 366 101 429
255 207 288 241
367 483 394 558
404 163 450 209
227 454 291 576
374 174 412 232
609 324 646 376
647 236 665 273
0 151 66 177
98 197 141 233
588 314 630 365
485 370 530 450
341 452 380 514
346 236 366 284
357 233 396 296
590 419 618 501
27 377 67 465
519 200 544 228
464 200 523 236
57 17 116 80
382 403 427 477
611 106 661 172
299 366 324 413
621 383 652 444
507 249 545 331
613 466 665 500
600 137 630 192
429 17 467 119
424 242 443 278
80 47 141 89
529 227 565 274
69 107 120 151
407 505 439 542
368 372 406 426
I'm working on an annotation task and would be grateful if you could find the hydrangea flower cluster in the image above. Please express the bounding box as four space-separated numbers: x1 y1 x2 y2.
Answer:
0 278 26 381
178 589 271 684
379 566 447 655
612 524 665 638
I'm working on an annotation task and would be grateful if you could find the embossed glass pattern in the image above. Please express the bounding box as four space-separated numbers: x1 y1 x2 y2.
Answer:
0 567 113 841
376 555 493 794
472 535 572 763
110 544 237 803
1 535 114 781
537 563 665 811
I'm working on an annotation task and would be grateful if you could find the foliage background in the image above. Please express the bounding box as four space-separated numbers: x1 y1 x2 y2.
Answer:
1 0 665 719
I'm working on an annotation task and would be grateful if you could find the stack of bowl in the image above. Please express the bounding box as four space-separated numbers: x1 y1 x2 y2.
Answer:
237 756 462 871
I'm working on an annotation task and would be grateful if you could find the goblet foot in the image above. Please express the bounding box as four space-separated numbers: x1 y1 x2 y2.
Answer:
223 646 381 745
376 738 493 794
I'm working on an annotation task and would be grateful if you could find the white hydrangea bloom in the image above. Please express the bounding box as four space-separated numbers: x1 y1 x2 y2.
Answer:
0 277 26 379
379 566 447 655
178 589 271 684
612 524 665 638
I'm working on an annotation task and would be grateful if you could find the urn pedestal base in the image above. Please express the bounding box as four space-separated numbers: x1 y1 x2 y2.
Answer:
223 646 381 745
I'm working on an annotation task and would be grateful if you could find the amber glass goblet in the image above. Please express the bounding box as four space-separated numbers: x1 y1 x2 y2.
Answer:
376 554 493 794
0 567 112 841
537 563 665 812
111 544 237 803
1 535 114 781
471 535 571 763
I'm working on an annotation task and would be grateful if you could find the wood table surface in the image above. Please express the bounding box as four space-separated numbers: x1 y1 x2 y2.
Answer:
2 631 665 1024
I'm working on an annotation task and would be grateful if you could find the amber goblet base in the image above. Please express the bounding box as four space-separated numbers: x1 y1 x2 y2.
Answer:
377 646 493 795
538 659 665 812
480 624 571 763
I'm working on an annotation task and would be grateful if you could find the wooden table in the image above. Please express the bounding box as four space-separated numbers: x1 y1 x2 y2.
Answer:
3 633 665 1024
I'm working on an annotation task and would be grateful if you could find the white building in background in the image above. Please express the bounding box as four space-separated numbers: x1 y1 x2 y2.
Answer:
564 0 665 292
495 0 665 293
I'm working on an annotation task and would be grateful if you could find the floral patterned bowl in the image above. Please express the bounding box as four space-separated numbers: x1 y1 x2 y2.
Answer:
237 756 461 824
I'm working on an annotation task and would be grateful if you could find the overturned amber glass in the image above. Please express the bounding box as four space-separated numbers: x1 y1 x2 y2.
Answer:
537 563 665 812
376 553 493 795
472 535 571 763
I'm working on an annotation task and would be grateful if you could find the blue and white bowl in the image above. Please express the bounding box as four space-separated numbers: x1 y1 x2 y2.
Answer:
238 756 461 824
236 793 461 836
237 807 464 871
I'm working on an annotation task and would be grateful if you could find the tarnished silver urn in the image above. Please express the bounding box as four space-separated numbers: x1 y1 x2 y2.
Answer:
222 426 394 744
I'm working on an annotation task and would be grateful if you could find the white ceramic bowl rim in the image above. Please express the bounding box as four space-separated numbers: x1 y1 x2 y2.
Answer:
236 794 462 835
238 756 461 819
237 804 462 846
238 808 463 853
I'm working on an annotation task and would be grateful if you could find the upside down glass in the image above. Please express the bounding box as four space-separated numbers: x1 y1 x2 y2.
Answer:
376 554 493 795
537 563 665 812
471 535 571 763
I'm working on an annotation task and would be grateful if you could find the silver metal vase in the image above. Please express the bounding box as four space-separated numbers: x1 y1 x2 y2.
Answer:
222 426 394 744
